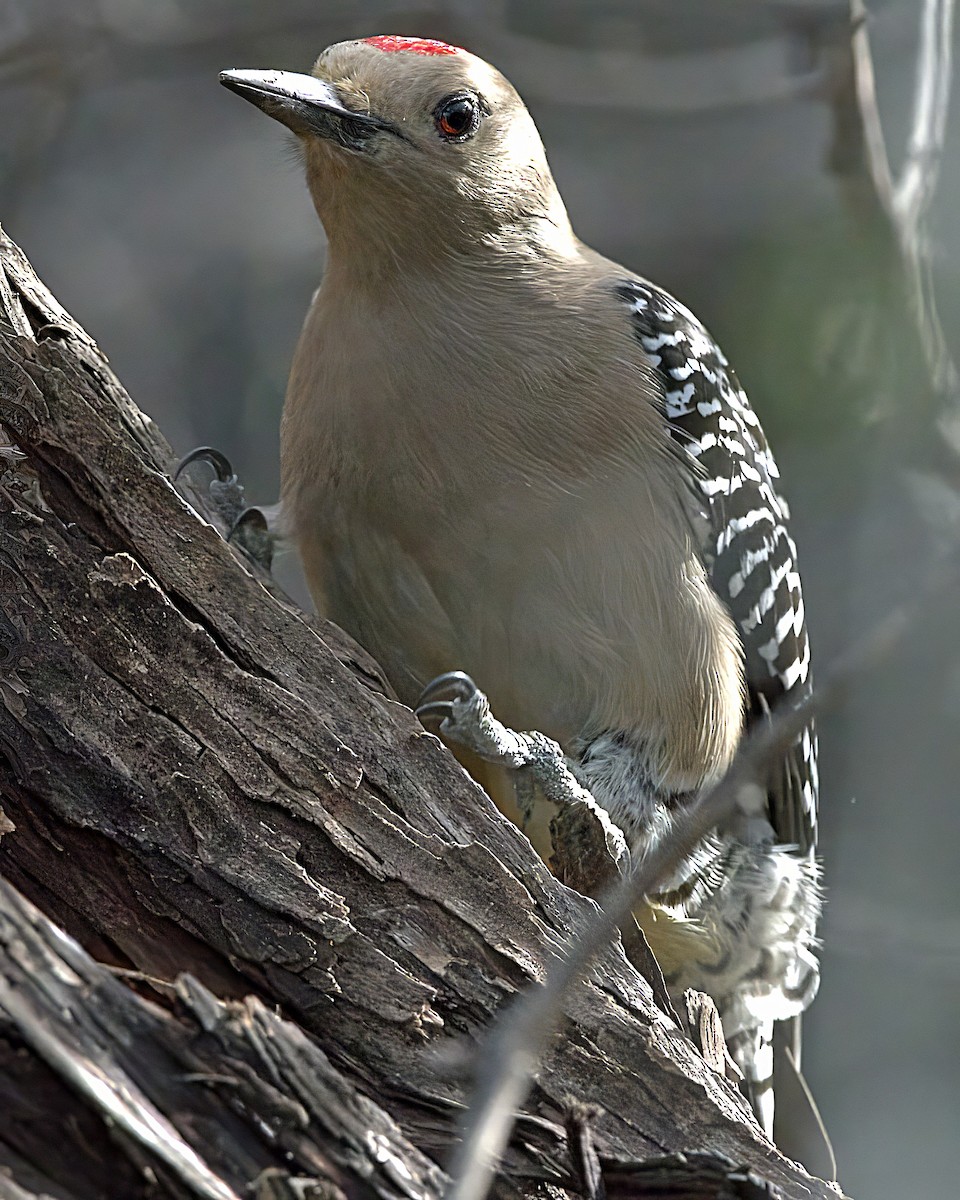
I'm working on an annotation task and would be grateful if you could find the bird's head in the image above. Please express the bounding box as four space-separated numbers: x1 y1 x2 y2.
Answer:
221 36 573 265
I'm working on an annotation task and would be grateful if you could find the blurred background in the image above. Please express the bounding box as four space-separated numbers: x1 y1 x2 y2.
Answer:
2 1 959 1196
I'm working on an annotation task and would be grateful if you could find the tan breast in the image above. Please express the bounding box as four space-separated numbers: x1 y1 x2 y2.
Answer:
281 249 745 791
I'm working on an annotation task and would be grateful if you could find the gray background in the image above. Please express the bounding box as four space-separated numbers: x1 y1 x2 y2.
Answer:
2 2 958 1197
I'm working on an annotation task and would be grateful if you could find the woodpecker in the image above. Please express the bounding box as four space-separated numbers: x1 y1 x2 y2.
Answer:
221 35 821 1138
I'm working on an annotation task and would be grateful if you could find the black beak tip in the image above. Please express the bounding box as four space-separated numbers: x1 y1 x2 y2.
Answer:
219 70 253 99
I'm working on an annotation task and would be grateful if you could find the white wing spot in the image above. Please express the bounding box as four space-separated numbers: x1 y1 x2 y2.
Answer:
665 384 697 417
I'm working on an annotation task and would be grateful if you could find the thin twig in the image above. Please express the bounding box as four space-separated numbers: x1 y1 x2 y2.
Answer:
784 1045 838 1184
836 0 958 401
894 0 958 398
847 0 896 216
895 0 955 229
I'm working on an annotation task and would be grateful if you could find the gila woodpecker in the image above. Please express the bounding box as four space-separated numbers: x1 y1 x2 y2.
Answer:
220 34 821 1139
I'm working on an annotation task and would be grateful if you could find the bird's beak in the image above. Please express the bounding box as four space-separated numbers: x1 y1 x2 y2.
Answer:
220 69 387 147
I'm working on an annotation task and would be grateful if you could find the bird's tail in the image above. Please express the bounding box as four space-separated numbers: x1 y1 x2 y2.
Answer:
727 1018 775 1137
729 1017 837 1181
772 1018 837 1180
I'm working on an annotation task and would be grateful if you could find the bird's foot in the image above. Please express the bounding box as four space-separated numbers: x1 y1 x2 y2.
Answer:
415 671 595 812
417 670 631 897
173 447 275 571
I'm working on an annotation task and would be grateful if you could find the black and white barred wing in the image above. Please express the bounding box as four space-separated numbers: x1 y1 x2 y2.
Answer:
617 280 817 855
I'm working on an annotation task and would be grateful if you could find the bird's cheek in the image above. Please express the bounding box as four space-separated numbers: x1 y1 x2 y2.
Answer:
303 138 350 180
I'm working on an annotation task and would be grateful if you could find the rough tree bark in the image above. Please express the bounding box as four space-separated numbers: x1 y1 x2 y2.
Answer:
0 227 843 1200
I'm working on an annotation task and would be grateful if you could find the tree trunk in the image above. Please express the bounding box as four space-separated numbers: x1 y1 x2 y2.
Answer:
0 226 843 1200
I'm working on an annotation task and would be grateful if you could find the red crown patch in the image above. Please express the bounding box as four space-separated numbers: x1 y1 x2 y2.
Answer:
363 36 462 56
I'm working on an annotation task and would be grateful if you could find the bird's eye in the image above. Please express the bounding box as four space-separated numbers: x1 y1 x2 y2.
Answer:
435 93 482 141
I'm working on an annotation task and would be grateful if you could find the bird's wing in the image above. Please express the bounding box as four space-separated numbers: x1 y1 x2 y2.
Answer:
616 279 817 855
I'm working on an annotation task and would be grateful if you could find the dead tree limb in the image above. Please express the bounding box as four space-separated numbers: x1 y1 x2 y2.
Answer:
0 873 449 1200
0 225 843 1199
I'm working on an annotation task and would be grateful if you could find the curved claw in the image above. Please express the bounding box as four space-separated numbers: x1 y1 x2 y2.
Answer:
173 446 237 483
414 670 480 716
415 700 457 727
416 671 591 813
